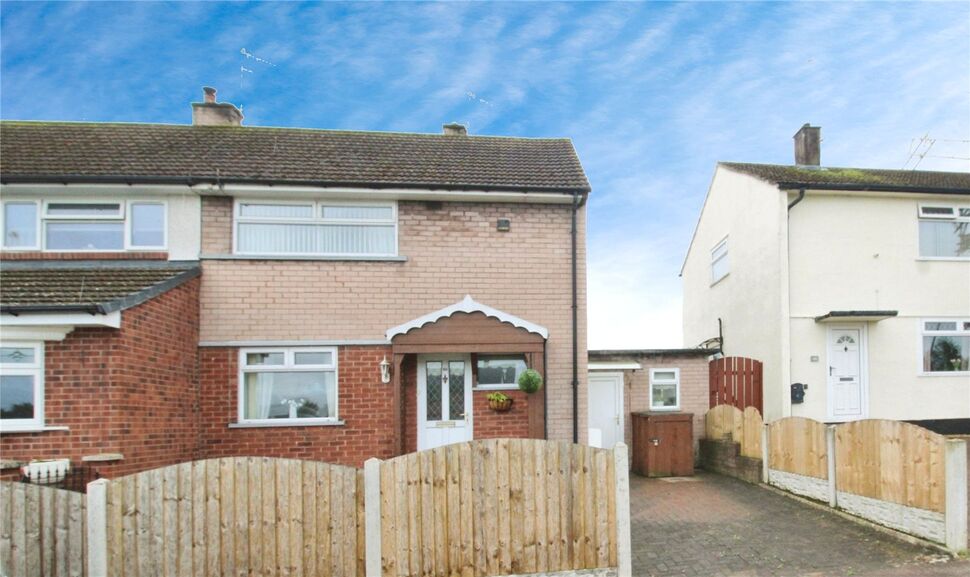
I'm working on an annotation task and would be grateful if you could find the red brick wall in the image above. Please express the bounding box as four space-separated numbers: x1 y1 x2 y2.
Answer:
198 346 398 467
472 389 530 440
0 278 201 479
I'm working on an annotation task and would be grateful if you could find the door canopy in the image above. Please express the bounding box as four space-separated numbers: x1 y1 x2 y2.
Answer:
386 295 548 341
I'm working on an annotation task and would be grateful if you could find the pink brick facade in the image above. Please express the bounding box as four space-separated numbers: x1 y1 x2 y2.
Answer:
0 278 201 479
198 197 588 444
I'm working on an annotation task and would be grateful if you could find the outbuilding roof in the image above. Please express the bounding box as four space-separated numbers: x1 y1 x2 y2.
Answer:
0 121 591 194
0 262 200 314
721 162 970 194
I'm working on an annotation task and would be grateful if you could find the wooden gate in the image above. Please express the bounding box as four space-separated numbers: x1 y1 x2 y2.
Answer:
709 356 763 413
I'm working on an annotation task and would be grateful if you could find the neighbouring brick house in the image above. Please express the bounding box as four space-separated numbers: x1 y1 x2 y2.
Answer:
0 88 590 477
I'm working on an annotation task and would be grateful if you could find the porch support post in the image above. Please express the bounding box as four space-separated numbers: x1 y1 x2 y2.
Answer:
392 352 405 456
527 350 547 439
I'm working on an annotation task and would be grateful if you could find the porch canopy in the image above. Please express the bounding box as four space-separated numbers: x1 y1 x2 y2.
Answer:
385 296 548 451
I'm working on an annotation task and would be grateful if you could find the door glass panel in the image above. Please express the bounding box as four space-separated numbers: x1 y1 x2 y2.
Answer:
448 361 465 421
426 362 442 421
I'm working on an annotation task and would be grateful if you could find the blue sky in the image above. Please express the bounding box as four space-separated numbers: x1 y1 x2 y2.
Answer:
2 1 968 348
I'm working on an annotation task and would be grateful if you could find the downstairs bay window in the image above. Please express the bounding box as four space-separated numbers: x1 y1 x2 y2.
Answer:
921 319 970 374
234 201 397 257
239 347 338 425
0 343 44 431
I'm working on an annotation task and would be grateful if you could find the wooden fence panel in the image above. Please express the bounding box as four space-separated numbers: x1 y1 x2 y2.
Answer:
0 481 87 577
768 417 828 479
709 356 763 413
378 439 619 577
104 457 363 577
704 404 762 459
835 420 946 513
740 407 764 459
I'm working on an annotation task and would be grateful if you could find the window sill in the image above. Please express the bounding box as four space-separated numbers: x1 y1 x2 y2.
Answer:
473 385 520 392
82 453 124 463
915 257 970 262
710 273 729 287
202 254 408 262
649 407 682 412
228 420 346 429
0 425 70 435
917 372 970 377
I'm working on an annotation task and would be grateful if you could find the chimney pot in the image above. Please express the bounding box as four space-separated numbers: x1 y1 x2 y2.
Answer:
442 123 467 136
192 86 244 126
793 123 821 166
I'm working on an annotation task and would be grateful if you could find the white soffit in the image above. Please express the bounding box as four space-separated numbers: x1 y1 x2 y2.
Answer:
589 362 642 371
386 295 549 340
1 311 122 342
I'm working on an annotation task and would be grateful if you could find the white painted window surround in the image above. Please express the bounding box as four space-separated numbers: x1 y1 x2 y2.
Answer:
917 204 970 259
0 342 44 431
233 200 398 258
237 347 340 426
920 318 970 375
711 237 729 284
649 368 680 410
1 199 167 251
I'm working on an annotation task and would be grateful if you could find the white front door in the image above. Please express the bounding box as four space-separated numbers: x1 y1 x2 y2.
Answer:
587 372 624 448
827 327 866 420
417 355 473 450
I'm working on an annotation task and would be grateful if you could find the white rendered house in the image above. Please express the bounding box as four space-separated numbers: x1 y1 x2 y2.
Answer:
682 125 970 428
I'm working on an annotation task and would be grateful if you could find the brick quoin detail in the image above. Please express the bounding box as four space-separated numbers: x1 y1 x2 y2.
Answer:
0 278 201 480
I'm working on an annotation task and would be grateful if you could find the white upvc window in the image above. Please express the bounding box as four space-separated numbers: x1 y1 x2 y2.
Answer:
475 354 528 390
917 204 970 259
711 237 729 284
650 368 680 410
1 199 167 251
920 319 970 374
234 200 398 257
238 347 339 424
0 342 44 431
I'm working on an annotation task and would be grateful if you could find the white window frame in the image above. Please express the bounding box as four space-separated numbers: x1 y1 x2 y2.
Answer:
916 203 970 261
237 346 339 425
0 342 45 432
711 236 729 285
649 367 681 411
473 354 528 391
918 318 970 376
0 198 168 252
232 199 399 257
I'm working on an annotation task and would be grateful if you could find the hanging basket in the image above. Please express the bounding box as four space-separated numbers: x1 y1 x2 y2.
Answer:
487 393 514 412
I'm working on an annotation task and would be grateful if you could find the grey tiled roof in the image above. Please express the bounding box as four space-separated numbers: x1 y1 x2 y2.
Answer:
721 162 970 193
0 121 591 193
0 263 200 313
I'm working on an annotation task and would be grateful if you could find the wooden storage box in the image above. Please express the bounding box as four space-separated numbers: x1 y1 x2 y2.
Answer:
631 412 694 477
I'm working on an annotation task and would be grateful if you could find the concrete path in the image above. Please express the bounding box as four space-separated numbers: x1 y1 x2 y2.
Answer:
629 472 969 577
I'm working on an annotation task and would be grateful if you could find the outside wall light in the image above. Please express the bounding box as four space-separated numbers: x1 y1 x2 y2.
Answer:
380 355 392 384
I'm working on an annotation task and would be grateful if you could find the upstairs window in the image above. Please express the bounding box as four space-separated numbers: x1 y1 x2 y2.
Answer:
918 205 970 259
921 319 970 374
711 237 729 284
235 201 397 257
1 200 166 251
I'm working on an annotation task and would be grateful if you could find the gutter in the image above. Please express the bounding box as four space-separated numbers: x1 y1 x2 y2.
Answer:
0 174 592 195
1 304 105 315
777 182 970 196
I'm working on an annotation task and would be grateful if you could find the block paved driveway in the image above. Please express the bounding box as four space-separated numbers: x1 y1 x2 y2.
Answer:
629 472 969 577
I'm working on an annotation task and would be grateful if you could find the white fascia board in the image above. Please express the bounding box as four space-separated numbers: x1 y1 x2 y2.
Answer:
0 183 196 196
0 325 76 341
588 362 642 371
386 295 549 340
1 311 122 329
198 183 575 204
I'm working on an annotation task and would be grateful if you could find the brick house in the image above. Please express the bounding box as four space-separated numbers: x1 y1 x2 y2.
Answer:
0 89 590 477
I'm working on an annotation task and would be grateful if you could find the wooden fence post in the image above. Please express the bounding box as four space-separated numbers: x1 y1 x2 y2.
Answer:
826 425 837 508
86 478 109 577
364 458 382 577
613 442 632 577
944 439 968 554
761 424 769 483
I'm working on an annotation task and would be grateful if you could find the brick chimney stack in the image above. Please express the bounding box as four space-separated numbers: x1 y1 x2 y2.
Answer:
793 124 821 166
192 87 243 126
442 123 468 136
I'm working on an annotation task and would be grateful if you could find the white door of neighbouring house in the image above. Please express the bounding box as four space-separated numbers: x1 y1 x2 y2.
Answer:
827 327 866 420
417 355 473 450
587 372 624 448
